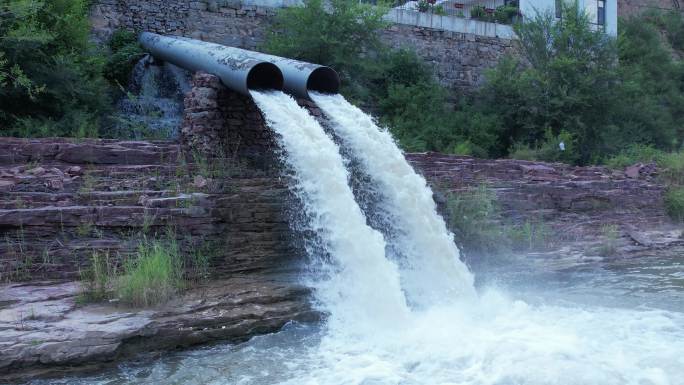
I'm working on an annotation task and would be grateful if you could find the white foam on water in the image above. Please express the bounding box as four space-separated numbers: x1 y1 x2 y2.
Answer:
311 92 476 307
276 290 684 385
250 90 409 331
42 91 684 385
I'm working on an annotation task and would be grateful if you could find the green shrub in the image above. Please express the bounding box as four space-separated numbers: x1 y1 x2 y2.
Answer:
508 219 554 251
605 144 666 169
508 143 540 161
605 146 683 184
665 187 684 222
616 15 684 153
493 4 518 24
380 82 503 156
0 0 111 138
446 185 510 256
417 0 430 12
117 238 184 307
509 129 578 164
597 224 620 256
471 5 490 21
477 4 621 164
475 6 684 164
659 151 684 185
640 9 684 53
104 29 145 87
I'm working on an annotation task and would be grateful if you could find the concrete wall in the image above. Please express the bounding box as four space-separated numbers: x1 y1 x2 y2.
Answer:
384 8 515 38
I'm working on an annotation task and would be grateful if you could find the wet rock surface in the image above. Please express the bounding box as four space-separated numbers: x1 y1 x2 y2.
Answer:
0 138 299 281
408 152 683 257
0 137 310 381
2 139 682 381
0 279 314 383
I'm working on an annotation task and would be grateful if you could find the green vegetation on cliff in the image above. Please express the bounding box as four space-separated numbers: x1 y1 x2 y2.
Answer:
0 1 143 138
445 184 555 257
606 145 684 222
265 0 499 157
0 0 109 137
465 6 684 164
117 238 185 307
266 1 684 165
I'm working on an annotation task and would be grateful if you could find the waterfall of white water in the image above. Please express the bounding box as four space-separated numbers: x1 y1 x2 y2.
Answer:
250 90 409 329
311 92 476 306
248 91 684 385
49 91 684 385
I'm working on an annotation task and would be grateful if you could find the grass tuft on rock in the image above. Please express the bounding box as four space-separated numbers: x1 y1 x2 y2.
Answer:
117 238 184 307
445 184 557 257
79 252 115 303
665 187 684 222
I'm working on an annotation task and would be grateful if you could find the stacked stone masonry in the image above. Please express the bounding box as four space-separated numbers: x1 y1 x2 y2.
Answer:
382 25 514 90
617 0 682 18
182 72 278 164
0 138 300 281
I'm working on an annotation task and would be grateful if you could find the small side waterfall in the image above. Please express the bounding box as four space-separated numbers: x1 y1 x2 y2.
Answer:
249 90 409 329
115 56 187 139
311 92 476 307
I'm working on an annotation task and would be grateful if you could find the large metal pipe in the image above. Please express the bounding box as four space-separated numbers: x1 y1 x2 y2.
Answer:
255 55 340 99
140 33 340 99
139 32 284 95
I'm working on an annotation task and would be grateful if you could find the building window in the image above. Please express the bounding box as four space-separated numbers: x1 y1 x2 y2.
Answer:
597 0 605 25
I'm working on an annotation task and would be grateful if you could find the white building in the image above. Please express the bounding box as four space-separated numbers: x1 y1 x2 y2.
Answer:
387 0 618 37
519 0 618 35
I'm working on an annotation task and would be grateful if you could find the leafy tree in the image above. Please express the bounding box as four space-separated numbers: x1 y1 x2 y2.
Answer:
617 12 684 151
264 0 388 98
267 0 684 163
476 3 621 164
104 29 145 87
0 0 110 137
264 0 499 155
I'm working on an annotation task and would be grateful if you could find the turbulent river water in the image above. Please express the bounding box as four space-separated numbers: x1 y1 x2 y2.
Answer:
37 91 684 385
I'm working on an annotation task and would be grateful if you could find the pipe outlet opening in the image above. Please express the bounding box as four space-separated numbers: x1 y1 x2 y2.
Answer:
247 62 284 91
307 67 340 95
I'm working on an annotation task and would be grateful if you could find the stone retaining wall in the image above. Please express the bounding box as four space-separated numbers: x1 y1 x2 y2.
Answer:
90 0 513 91
181 72 277 164
382 24 514 90
618 0 683 18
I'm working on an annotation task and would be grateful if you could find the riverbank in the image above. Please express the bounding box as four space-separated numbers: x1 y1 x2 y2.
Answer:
0 278 314 383
1 138 682 382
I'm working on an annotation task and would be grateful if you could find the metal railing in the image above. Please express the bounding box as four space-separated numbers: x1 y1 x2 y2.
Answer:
383 0 521 24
